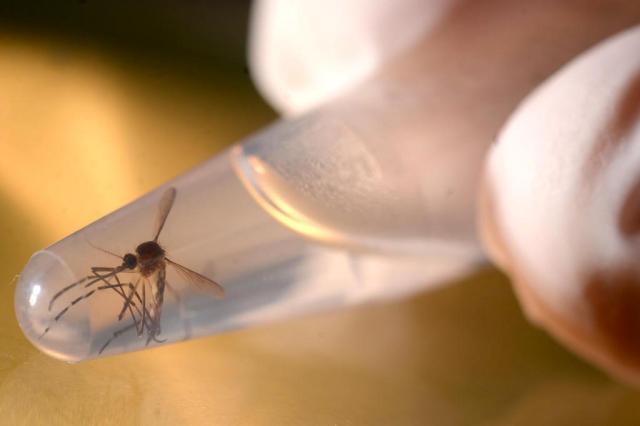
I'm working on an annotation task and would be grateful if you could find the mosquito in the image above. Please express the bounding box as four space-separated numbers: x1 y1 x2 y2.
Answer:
43 186 225 354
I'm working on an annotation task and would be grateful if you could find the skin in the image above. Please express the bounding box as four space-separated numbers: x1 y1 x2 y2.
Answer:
297 0 640 387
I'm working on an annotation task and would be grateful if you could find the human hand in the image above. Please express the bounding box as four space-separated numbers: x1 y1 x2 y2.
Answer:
250 0 640 385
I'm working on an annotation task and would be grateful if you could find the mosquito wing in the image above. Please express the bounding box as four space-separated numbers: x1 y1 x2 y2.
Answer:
166 258 225 298
153 187 177 242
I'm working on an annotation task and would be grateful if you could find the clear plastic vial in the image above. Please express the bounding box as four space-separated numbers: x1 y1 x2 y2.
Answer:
15 86 484 362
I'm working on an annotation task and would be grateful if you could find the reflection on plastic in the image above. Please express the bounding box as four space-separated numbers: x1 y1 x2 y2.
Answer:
233 113 481 257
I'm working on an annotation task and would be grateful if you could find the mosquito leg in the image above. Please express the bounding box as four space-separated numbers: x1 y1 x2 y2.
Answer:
98 321 139 355
112 274 140 325
146 333 167 345
93 281 143 317
42 280 144 339
86 266 125 294
48 276 89 311
42 284 107 337
48 266 123 311
117 277 141 321
94 287 161 354
97 283 156 334
91 269 145 334
91 268 139 314
91 267 121 273
127 280 154 338
92 267 125 298
101 278 141 331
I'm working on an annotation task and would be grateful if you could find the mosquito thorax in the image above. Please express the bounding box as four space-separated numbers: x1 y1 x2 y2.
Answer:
123 253 137 269
135 241 165 260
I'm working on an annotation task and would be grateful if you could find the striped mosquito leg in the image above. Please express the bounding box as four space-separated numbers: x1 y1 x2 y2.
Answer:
48 266 123 311
91 268 139 317
98 322 139 355
97 290 164 354
97 282 155 334
111 273 141 327
42 279 141 339
117 277 141 321
48 276 89 311
41 286 100 337
91 269 148 336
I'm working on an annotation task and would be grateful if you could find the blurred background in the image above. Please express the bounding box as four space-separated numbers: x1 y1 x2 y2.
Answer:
1 1 640 424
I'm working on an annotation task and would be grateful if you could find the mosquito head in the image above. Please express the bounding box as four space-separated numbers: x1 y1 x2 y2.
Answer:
123 253 138 270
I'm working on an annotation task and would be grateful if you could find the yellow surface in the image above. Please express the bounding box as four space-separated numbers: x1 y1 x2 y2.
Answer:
1 34 640 426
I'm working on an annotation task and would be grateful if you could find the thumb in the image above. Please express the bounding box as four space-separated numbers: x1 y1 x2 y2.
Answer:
480 25 640 387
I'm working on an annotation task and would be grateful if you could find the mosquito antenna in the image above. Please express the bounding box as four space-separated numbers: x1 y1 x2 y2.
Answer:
153 187 177 242
85 238 123 260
